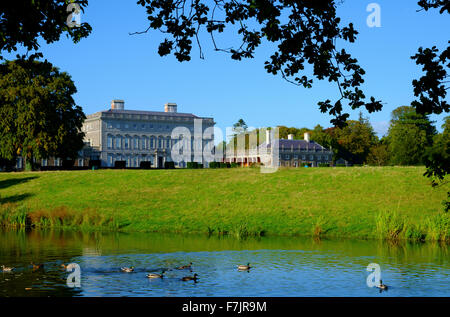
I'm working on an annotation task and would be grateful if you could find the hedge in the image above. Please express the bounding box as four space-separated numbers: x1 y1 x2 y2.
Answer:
140 161 152 169
164 161 175 169
114 161 126 169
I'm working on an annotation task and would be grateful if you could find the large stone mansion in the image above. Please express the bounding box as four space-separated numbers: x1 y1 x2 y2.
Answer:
82 100 215 168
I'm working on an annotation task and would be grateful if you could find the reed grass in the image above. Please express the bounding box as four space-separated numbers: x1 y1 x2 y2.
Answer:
376 210 449 242
0 205 120 230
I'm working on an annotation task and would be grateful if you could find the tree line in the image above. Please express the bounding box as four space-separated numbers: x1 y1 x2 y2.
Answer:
0 1 448 199
275 108 449 168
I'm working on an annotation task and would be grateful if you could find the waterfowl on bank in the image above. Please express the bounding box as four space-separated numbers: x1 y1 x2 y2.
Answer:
376 280 388 290
146 271 165 279
181 273 198 281
61 264 68 270
31 262 44 270
121 266 134 273
237 263 251 271
177 262 193 270
1 265 14 272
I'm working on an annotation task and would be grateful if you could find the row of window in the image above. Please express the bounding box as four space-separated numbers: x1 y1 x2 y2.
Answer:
283 154 330 161
106 135 209 152
106 122 176 131
107 154 151 167
107 135 172 150
84 123 96 131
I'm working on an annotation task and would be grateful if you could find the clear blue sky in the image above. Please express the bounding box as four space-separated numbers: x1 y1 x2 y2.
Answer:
6 0 450 138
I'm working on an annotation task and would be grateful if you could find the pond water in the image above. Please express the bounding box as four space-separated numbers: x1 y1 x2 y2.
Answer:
0 230 448 297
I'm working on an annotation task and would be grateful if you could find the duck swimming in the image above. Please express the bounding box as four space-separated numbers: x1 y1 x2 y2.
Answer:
31 262 44 270
177 262 193 270
146 271 165 279
1 265 14 272
376 280 388 290
237 263 251 271
121 266 134 272
181 273 198 281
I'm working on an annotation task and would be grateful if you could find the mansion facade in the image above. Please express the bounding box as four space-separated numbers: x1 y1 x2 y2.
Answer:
82 100 215 168
225 131 333 168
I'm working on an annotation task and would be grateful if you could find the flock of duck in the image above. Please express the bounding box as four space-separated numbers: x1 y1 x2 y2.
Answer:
2 262 389 290
1 262 253 284
120 262 252 282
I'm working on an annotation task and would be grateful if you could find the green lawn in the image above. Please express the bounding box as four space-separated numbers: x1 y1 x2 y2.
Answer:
0 167 448 241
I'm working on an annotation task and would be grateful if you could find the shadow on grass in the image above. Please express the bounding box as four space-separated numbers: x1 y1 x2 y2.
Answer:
0 176 39 190
0 193 34 204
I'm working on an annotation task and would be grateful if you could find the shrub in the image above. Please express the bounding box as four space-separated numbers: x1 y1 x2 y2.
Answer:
62 160 74 169
335 164 347 167
187 162 199 169
164 161 175 169
89 160 101 168
230 163 238 168
209 162 220 168
220 163 228 168
140 161 151 169
318 163 330 167
114 161 126 169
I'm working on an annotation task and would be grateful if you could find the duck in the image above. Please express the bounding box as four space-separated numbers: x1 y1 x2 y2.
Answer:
31 262 44 270
146 271 165 279
237 263 251 270
1 265 14 272
177 262 193 270
121 266 134 273
376 280 388 290
181 273 198 281
61 264 69 270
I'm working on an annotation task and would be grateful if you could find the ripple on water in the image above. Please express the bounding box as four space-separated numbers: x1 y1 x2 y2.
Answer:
1 231 449 297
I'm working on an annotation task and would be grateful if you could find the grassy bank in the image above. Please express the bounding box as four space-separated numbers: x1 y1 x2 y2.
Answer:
0 167 448 241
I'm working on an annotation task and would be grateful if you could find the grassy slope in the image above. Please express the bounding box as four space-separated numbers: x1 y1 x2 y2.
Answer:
0 167 448 239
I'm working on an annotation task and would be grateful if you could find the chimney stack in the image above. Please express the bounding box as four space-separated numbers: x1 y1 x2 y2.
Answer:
165 103 177 113
304 132 311 142
288 134 294 140
266 129 271 144
111 100 124 110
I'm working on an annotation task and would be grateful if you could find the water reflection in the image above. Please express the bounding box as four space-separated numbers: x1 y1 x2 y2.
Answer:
0 230 449 297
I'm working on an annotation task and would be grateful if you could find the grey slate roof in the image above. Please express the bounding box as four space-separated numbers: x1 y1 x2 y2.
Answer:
102 109 201 118
259 139 329 151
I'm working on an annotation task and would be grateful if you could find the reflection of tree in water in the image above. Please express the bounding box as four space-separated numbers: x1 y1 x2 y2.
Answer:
0 229 85 297
0 268 82 297
0 229 448 296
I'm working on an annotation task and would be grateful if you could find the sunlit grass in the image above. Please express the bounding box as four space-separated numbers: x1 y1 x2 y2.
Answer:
0 166 448 241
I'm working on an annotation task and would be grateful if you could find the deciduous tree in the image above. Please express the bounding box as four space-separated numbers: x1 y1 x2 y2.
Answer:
0 59 85 170
386 106 436 166
134 0 383 127
0 0 91 59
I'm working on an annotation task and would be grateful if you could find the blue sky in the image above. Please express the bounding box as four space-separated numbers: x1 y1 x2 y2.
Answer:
6 0 450 138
